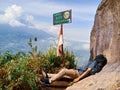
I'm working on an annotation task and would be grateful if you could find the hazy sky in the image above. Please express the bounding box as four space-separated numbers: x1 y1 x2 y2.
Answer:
0 0 102 43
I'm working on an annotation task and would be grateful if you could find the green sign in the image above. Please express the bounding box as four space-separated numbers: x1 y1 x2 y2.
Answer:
53 10 72 25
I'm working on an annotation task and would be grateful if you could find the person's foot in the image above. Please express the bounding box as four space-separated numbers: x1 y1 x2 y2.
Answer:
40 78 50 85
42 70 48 78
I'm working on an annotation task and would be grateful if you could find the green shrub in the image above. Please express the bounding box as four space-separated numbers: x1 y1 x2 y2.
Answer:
42 45 76 73
0 37 76 89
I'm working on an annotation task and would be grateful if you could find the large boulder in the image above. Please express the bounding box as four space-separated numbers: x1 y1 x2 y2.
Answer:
90 0 120 62
66 63 120 90
66 0 120 89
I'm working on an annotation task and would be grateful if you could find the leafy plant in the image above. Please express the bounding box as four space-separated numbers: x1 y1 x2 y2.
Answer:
28 37 38 57
42 45 76 73
0 37 76 89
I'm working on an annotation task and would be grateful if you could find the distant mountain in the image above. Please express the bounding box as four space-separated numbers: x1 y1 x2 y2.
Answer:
0 24 55 53
0 24 90 66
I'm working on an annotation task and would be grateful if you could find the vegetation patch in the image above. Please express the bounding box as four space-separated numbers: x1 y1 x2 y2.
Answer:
0 37 76 90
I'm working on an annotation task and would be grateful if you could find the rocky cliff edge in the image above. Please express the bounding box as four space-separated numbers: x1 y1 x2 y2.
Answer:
66 0 120 89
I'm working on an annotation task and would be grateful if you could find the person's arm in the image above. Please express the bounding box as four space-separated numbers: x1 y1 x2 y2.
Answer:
73 68 92 83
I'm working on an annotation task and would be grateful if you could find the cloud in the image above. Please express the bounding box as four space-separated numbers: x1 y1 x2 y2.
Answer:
0 4 51 31
9 19 24 27
0 5 25 27
64 27 91 42
19 1 97 34
25 15 34 22
26 17 51 32
82 43 90 50
50 26 59 35
23 1 97 22
5 5 22 19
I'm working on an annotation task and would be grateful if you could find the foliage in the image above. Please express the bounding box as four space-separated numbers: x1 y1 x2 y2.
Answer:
0 37 76 90
41 45 76 73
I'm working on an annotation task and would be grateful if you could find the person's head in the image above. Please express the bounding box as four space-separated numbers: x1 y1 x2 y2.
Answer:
94 54 107 67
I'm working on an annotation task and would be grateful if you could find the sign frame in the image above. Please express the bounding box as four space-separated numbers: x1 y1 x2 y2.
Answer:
53 9 72 25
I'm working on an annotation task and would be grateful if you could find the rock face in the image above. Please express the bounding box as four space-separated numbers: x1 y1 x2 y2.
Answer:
66 63 120 90
90 0 120 62
66 0 120 90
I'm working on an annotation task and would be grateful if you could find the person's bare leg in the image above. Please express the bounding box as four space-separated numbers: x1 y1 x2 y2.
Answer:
48 73 73 79
49 68 79 83
48 73 56 78
42 70 58 78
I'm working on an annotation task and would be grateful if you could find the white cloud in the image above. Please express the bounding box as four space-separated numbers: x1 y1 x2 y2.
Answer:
23 1 97 22
64 27 91 42
0 4 25 27
20 1 97 35
26 15 34 22
50 26 59 34
9 19 24 27
25 1 71 16
82 43 90 50
0 4 51 31
5 5 22 19
28 20 51 33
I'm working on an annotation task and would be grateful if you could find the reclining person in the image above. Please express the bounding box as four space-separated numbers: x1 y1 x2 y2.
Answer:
40 54 107 85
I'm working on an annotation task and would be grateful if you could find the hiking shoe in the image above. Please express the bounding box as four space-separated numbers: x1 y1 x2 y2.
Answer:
42 70 48 78
40 78 50 85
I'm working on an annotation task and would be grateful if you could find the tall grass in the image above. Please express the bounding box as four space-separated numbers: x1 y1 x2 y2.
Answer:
0 37 76 90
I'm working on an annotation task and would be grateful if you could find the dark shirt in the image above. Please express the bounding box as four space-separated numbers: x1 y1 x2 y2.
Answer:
78 60 103 75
